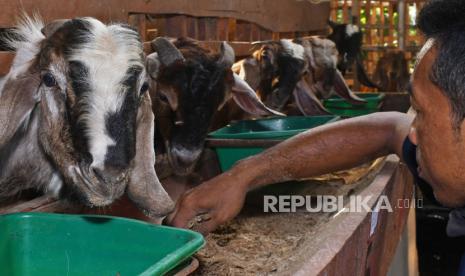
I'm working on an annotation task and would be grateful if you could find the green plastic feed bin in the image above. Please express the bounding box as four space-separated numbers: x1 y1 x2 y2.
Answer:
208 116 339 171
0 213 204 276
323 93 385 117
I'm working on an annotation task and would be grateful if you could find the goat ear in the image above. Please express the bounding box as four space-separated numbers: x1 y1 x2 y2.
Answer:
293 79 331 116
218 41 235 67
41 19 69 37
333 70 367 104
127 92 174 218
328 20 338 29
230 73 284 116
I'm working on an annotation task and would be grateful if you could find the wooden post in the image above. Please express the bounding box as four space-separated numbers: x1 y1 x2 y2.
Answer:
352 0 360 91
128 14 147 42
398 0 406 50
351 0 360 23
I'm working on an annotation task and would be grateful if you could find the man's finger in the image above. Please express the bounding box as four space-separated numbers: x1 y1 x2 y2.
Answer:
192 216 221 235
166 204 198 228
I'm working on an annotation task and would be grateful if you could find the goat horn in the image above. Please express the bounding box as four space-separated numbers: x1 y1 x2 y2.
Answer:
41 19 70 37
218 41 235 67
151 37 185 66
251 40 275 45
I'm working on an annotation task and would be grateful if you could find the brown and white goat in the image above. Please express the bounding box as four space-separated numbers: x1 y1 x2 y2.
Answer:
146 37 282 176
233 37 366 116
0 16 173 217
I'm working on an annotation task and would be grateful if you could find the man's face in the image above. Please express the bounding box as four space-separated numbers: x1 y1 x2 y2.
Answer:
409 44 465 208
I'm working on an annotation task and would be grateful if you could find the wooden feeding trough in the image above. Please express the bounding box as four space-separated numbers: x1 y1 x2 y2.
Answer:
0 1 415 275
0 155 414 275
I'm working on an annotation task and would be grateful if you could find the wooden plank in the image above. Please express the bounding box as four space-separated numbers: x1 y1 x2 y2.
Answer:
165 15 187 38
388 1 395 46
330 0 338 21
379 1 385 46
204 17 217 41
272 32 280 41
227 18 236 41
151 16 167 37
0 51 14 76
128 14 147 42
280 32 295 39
235 21 252 41
250 24 260 41
343 0 349 22
0 0 330 33
259 28 272 41
186 16 198 39
197 17 206 40
398 0 406 50
290 156 414 275
216 18 229 41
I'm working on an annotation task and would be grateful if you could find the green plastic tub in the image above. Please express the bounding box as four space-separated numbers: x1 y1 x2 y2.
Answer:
208 116 339 171
323 93 385 117
0 213 204 276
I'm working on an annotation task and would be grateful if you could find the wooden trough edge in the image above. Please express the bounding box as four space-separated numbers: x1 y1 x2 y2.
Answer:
288 155 414 276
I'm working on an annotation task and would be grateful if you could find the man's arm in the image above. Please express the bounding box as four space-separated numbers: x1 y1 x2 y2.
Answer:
167 112 414 234
241 111 413 189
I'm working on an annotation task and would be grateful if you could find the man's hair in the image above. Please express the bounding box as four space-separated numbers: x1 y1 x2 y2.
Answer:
417 0 465 127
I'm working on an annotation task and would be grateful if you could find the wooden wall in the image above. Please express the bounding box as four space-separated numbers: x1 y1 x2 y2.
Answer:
0 0 330 76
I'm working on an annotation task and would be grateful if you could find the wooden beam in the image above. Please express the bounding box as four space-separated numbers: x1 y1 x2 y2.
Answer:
398 0 406 50
0 0 330 33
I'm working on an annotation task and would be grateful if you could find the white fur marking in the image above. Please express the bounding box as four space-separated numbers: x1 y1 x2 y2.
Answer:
239 62 247 80
172 146 202 163
68 18 144 169
0 77 5 94
345 24 360 37
47 173 63 198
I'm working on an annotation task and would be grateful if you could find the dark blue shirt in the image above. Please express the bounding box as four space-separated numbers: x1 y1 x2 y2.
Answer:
402 137 465 237
402 137 439 204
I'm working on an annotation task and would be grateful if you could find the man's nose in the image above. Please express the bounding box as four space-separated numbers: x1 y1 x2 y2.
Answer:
409 126 418 145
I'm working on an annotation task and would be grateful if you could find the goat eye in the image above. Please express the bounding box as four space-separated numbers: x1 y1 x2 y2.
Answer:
158 93 169 103
140 82 149 95
42 73 57 87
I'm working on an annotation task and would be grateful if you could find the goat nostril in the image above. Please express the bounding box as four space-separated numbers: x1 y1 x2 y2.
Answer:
80 152 93 165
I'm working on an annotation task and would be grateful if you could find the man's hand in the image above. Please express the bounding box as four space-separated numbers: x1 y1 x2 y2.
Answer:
166 170 249 235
